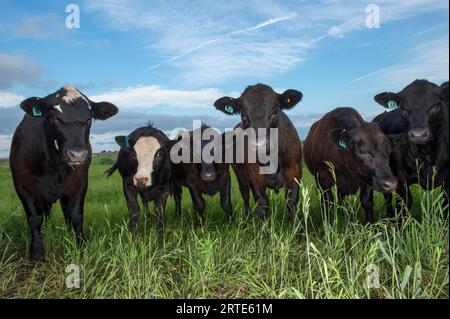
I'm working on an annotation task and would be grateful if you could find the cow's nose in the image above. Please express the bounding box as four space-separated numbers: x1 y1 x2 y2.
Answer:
381 178 398 193
133 176 150 188
67 148 88 164
201 172 216 182
409 129 431 144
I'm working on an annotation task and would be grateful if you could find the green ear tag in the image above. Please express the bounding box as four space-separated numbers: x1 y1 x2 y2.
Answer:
32 106 42 117
124 137 130 149
224 105 234 114
338 140 348 149
387 100 398 109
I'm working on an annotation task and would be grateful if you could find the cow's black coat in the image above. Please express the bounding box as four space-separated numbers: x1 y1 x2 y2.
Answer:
10 86 118 261
214 84 303 218
374 80 449 209
304 108 397 223
171 125 232 221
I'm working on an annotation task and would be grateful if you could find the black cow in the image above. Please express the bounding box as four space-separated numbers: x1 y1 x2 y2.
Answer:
106 125 173 232
171 125 232 221
304 108 398 224
441 81 449 107
10 86 118 261
214 84 303 218
374 79 449 204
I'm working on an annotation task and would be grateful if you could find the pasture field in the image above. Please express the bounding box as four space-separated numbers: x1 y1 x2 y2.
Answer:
0 156 448 299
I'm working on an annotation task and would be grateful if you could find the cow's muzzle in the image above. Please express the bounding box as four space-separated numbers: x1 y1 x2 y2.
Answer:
409 129 432 144
66 148 88 165
133 176 151 188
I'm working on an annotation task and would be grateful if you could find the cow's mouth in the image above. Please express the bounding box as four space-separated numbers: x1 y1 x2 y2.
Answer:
66 161 85 168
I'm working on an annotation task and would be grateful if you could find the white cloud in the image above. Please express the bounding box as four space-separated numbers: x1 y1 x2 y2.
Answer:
147 13 299 71
0 53 44 89
324 0 449 38
86 0 449 84
90 85 225 109
0 92 25 108
0 134 12 157
348 37 449 89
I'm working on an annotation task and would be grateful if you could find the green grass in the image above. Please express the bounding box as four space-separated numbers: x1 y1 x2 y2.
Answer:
0 156 448 299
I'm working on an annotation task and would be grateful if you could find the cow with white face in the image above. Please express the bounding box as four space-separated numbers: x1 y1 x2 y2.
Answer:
106 125 173 231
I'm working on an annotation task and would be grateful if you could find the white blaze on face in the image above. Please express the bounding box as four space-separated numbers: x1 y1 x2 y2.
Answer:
60 85 91 109
133 136 161 188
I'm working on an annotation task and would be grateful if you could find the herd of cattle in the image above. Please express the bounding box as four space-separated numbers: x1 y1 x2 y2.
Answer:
8 80 449 261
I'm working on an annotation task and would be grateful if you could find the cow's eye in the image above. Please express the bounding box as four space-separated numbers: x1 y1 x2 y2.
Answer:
428 104 441 115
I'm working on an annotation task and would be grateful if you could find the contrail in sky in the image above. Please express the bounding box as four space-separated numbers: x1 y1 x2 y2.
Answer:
146 13 298 71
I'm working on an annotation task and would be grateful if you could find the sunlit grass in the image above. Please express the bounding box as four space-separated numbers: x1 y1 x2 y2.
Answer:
0 157 448 299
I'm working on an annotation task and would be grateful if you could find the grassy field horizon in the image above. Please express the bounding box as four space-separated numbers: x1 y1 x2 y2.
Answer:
0 156 448 299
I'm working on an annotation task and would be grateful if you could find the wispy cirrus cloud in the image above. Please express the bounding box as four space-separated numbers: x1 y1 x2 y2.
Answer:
86 0 448 85
147 13 299 71
348 37 449 89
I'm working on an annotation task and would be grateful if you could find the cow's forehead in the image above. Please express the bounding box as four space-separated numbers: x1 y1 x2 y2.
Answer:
51 86 93 122
353 125 386 144
241 85 277 108
402 82 440 105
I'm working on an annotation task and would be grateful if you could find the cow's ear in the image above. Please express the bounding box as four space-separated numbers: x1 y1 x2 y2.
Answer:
20 97 48 117
278 90 303 110
214 97 240 115
115 136 130 149
91 101 119 120
374 92 403 109
330 128 351 150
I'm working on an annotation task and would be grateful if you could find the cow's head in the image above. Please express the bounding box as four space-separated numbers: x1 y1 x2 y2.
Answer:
331 123 398 193
20 86 118 166
176 125 223 182
375 80 448 144
115 126 171 189
214 84 302 150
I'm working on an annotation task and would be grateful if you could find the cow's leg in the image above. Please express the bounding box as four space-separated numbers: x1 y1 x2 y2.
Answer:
220 173 233 221
123 181 140 232
317 171 335 222
61 189 87 246
385 193 394 218
360 185 374 224
249 181 269 219
188 185 206 223
283 165 301 218
233 165 250 215
61 196 72 226
141 194 150 217
155 191 169 234
173 183 183 216
284 184 299 219
19 193 46 261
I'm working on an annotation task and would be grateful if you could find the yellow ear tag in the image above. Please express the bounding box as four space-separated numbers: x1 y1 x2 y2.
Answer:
286 98 291 104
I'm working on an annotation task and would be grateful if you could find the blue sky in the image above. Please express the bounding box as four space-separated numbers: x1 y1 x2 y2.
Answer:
0 0 449 156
